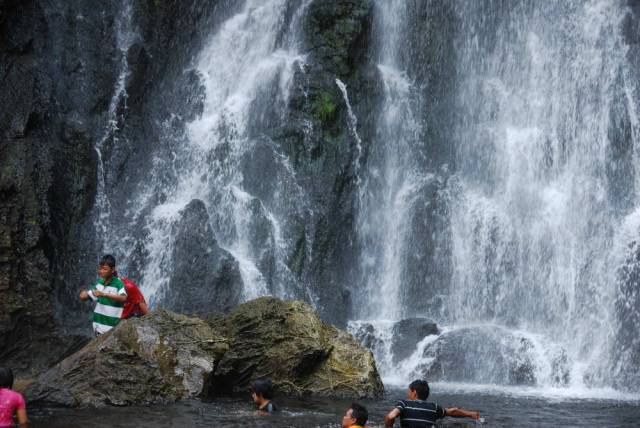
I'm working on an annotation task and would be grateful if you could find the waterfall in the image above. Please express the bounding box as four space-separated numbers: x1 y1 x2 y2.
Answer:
94 0 137 245
131 0 311 305
447 0 638 391
87 0 640 396
356 0 427 321
351 0 640 396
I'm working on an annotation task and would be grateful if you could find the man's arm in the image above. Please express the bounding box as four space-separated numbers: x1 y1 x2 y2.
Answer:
384 408 401 427
445 407 480 420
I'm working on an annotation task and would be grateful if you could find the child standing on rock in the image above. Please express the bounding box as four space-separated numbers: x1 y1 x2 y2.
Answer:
79 254 128 336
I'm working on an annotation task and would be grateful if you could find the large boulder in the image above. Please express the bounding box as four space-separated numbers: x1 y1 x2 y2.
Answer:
418 325 539 385
26 310 229 407
26 298 383 407
207 297 384 398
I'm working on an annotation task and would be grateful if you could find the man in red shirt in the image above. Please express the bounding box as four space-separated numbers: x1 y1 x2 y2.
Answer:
121 278 149 319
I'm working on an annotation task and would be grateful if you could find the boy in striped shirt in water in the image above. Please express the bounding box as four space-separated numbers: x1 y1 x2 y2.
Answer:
79 254 128 336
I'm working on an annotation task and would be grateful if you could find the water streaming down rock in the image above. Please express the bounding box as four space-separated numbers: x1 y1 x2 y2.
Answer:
7 0 640 397
93 0 138 245
355 0 430 322
118 0 313 309
352 0 640 395
447 0 640 392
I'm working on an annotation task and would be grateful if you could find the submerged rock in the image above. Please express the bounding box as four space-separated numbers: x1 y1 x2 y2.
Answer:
26 298 383 407
391 317 439 364
419 325 537 386
26 310 229 407
207 297 384 399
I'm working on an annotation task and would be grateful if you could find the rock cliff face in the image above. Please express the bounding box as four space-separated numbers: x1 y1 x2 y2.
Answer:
0 0 381 374
0 0 235 373
26 299 383 407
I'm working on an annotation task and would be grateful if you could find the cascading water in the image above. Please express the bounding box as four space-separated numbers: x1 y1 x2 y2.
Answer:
94 0 137 244
87 0 640 398
446 0 639 393
356 0 427 322
117 0 312 305
350 0 640 397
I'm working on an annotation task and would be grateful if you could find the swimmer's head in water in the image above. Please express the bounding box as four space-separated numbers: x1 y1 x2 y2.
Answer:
342 402 368 428
98 254 117 280
250 379 274 402
0 367 14 389
408 379 430 400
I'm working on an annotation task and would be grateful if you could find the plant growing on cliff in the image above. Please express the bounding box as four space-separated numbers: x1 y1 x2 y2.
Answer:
314 92 337 124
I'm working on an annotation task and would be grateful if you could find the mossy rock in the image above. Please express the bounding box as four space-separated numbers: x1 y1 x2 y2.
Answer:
207 297 384 398
26 310 229 407
25 299 382 407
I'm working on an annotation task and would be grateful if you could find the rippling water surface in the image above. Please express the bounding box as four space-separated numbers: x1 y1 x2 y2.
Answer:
29 387 640 427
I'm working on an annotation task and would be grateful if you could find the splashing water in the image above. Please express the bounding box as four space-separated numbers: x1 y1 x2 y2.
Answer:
134 0 312 305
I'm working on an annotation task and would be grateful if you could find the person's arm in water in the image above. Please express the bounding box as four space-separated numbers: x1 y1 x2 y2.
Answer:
93 289 127 303
445 407 480 420
384 408 400 427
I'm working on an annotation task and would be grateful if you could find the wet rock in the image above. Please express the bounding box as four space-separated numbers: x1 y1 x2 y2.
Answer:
26 299 383 407
26 310 229 407
391 318 439 364
162 199 243 315
207 297 384 398
351 322 384 354
419 326 537 385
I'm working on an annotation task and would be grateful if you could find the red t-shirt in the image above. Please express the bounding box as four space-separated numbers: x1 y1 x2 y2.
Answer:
121 278 146 319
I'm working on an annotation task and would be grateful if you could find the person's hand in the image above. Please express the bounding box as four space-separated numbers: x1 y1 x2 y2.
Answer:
470 411 480 420
93 290 103 298
79 290 89 300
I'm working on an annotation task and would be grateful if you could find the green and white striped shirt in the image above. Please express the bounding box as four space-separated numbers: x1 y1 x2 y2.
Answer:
88 277 127 334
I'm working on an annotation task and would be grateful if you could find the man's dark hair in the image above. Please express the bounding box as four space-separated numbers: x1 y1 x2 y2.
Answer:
409 379 430 400
0 367 14 389
350 402 368 425
100 254 116 268
250 379 274 399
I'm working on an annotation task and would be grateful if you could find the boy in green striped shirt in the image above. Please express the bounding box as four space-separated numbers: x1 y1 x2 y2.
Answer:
79 254 128 335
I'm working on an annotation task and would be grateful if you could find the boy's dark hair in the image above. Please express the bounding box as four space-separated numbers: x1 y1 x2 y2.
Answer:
250 379 274 400
100 254 116 268
0 367 14 389
350 402 368 425
409 379 430 400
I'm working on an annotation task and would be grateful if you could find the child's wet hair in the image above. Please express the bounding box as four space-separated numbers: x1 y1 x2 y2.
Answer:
250 379 274 399
99 254 116 268
0 367 14 389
